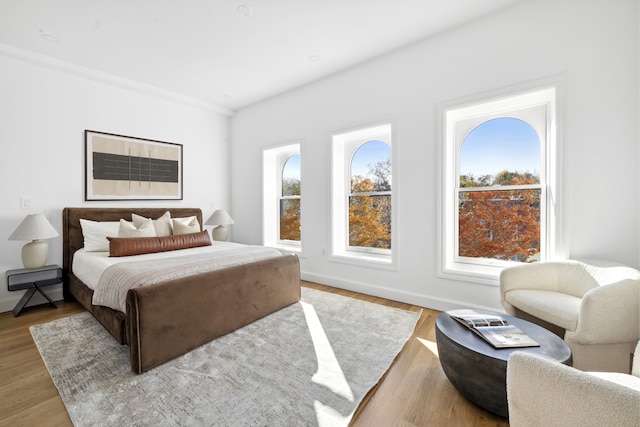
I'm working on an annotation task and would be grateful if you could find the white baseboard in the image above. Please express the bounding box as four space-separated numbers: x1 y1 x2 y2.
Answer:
301 271 503 313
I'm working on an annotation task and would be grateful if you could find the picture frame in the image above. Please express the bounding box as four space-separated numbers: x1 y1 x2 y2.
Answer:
85 130 183 201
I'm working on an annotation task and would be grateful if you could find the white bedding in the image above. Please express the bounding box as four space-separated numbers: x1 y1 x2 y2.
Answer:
73 242 249 290
72 242 283 312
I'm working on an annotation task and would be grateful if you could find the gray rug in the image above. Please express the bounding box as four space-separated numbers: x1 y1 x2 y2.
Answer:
30 287 421 427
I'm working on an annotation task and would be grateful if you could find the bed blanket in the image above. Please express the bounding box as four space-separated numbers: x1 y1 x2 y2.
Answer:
93 246 282 312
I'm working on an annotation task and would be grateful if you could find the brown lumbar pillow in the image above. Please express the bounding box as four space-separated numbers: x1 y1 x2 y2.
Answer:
107 230 212 257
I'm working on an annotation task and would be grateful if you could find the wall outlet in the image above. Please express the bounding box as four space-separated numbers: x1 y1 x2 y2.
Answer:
20 197 31 209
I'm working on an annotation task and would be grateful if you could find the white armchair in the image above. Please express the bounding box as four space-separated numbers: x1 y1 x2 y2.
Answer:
500 259 640 372
506 344 640 427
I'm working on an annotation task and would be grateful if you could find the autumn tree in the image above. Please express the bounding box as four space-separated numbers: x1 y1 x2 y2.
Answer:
349 177 391 248
348 157 392 249
458 171 540 262
279 177 301 241
280 157 392 247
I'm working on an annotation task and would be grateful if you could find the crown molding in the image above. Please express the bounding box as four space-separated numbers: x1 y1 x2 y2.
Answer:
0 43 234 117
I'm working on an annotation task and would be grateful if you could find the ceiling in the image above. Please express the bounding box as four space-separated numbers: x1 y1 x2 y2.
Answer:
0 0 519 112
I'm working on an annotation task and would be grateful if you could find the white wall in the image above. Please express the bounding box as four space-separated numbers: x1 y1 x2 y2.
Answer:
0 47 231 313
230 0 640 311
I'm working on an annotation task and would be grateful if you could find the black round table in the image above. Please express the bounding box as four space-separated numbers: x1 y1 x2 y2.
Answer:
435 310 572 418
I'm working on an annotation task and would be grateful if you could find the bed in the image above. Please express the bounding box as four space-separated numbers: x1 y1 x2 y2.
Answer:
62 207 301 374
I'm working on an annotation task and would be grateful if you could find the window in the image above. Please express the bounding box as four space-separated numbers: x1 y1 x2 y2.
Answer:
439 83 562 284
280 154 301 242
263 143 301 251
349 141 391 250
458 117 541 263
332 123 395 266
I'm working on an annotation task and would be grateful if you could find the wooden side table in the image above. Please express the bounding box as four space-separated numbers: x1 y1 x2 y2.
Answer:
7 265 62 317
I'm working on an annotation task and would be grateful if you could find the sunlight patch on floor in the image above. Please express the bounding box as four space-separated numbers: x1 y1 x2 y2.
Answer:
417 337 439 358
302 301 354 401
314 400 353 426
302 301 356 427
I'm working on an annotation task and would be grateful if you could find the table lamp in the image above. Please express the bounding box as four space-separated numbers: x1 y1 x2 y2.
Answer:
8 214 59 268
205 209 235 241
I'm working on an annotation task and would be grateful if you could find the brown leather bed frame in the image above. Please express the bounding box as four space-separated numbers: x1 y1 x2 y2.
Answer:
62 207 301 374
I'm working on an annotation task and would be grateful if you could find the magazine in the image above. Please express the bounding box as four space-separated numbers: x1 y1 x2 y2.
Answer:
447 309 540 349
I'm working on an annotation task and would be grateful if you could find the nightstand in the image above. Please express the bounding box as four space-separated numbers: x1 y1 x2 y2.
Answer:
7 264 62 317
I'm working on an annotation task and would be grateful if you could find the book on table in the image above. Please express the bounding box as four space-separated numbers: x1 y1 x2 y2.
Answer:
447 309 540 349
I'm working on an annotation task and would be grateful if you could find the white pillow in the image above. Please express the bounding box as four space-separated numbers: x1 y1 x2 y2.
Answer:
118 218 157 238
172 216 198 232
132 211 172 237
79 219 120 252
172 216 197 225
172 217 200 235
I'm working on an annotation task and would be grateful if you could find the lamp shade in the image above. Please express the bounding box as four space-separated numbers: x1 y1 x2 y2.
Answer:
9 214 58 269
205 209 235 226
9 214 59 241
205 209 235 241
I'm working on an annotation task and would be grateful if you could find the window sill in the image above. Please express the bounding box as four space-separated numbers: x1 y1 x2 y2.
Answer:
438 261 504 286
329 250 396 271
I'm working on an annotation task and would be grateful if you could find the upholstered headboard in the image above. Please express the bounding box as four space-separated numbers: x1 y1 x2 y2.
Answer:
62 207 203 274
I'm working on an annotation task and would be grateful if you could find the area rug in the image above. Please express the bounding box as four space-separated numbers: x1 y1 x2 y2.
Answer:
30 287 421 427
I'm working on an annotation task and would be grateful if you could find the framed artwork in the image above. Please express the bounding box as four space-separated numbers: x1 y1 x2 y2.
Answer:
85 130 183 201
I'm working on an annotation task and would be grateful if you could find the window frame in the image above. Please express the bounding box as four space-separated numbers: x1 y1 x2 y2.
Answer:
455 110 546 267
263 142 301 252
279 153 301 244
348 138 392 255
437 80 564 285
331 122 397 268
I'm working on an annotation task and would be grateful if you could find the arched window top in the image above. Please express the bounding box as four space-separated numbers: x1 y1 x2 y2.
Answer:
282 154 300 196
459 117 540 186
350 139 391 192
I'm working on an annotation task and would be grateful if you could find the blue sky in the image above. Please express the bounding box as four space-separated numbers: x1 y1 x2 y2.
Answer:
282 153 300 180
285 121 536 183
460 117 540 178
282 141 392 182
351 140 391 178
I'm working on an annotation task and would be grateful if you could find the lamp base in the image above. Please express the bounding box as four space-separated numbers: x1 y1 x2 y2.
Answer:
22 240 48 269
212 225 229 242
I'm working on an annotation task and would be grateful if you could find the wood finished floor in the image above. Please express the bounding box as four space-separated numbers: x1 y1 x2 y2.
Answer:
0 281 509 427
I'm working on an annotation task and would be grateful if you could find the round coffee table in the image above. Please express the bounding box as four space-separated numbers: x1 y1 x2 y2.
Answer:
435 310 572 418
